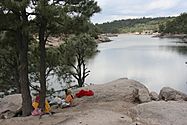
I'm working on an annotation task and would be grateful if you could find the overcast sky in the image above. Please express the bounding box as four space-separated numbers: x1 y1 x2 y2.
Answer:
91 0 187 24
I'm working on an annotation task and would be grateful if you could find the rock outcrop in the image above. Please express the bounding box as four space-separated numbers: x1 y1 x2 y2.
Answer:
96 35 112 43
0 94 22 118
76 78 151 103
159 87 187 101
129 101 187 125
0 79 187 125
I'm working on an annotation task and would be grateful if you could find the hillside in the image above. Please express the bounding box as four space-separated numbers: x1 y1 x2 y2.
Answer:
96 17 175 34
160 13 187 34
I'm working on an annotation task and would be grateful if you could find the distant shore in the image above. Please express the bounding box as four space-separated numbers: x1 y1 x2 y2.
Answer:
96 33 187 43
154 33 187 43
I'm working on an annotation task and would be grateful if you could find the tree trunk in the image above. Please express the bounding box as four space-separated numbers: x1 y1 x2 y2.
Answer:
38 21 47 112
17 30 32 116
77 55 83 87
82 60 86 85
78 78 83 87
15 44 21 93
15 68 21 93
16 9 32 116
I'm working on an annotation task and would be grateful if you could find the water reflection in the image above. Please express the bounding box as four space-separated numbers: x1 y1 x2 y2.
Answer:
86 34 187 93
159 45 187 55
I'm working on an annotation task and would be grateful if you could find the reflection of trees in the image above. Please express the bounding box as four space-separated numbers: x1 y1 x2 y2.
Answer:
159 45 187 55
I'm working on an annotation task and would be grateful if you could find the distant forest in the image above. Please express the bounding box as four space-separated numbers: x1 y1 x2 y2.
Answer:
96 13 187 34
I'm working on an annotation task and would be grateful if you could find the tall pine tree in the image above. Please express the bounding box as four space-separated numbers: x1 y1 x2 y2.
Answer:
0 0 32 116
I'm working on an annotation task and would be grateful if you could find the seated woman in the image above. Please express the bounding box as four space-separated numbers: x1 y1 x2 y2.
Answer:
61 90 74 107
32 95 51 114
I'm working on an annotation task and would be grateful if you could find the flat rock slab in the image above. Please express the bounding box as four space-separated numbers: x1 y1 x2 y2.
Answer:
130 101 187 125
61 109 133 125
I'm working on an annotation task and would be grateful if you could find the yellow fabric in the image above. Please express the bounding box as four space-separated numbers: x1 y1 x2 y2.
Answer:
32 100 51 113
32 101 39 109
45 100 50 113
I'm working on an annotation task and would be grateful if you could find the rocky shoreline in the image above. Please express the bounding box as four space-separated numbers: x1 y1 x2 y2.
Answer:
0 78 187 125
154 33 187 43
95 34 112 43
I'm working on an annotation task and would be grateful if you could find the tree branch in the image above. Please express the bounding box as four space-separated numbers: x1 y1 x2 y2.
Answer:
71 73 79 80
0 27 16 32
47 39 53 43
45 68 53 78
29 83 40 92
85 70 90 74
84 73 89 78
69 62 79 73
44 31 51 43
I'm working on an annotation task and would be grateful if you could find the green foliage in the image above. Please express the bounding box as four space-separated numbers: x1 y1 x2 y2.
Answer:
0 0 34 116
160 13 187 34
159 24 165 33
97 17 174 33
28 40 61 89
0 31 19 92
58 34 97 87
0 0 100 92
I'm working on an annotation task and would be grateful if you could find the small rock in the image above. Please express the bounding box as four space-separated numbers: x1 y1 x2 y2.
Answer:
150 91 159 101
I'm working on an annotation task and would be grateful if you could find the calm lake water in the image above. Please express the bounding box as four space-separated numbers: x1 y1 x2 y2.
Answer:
86 34 187 93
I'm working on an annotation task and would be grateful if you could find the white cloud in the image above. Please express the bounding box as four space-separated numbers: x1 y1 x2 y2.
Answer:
146 0 180 10
91 14 140 24
92 0 187 23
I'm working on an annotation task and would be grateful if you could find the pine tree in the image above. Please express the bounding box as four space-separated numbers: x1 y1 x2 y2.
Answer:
0 0 32 116
58 34 97 87
30 0 100 111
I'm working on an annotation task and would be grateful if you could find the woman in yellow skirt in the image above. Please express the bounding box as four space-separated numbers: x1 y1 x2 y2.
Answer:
32 95 51 113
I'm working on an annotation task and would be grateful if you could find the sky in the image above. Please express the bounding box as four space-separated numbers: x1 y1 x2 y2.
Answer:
91 0 187 24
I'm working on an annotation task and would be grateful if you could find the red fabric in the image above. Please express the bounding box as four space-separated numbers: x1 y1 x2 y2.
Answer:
76 90 94 98
35 95 40 103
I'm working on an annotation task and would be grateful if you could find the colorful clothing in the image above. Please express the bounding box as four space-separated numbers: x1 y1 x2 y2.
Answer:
65 94 73 104
32 96 51 113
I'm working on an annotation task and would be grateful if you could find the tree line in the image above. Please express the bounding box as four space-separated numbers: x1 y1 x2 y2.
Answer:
0 0 100 116
96 17 174 33
159 13 187 34
97 13 187 34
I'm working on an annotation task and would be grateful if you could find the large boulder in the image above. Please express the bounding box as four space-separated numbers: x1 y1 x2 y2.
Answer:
75 78 150 103
96 35 112 43
149 91 159 101
129 101 187 125
159 87 187 101
0 94 22 118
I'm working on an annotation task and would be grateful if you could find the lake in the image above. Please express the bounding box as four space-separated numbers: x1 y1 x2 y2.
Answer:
85 34 187 93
